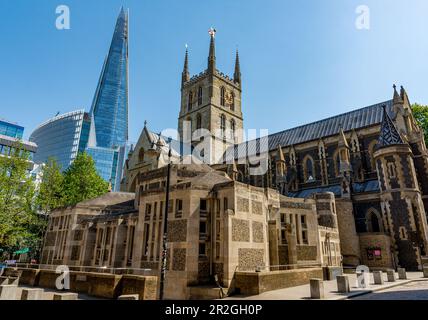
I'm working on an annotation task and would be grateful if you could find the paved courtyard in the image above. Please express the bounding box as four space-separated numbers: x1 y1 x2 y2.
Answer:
350 280 428 300
225 272 428 300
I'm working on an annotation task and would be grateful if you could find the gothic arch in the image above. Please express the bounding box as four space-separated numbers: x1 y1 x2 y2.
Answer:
302 154 315 182
366 208 384 233
198 86 203 105
196 113 202 130
220 86 226 106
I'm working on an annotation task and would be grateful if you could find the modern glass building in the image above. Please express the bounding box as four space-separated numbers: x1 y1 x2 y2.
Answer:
29 8 129 191
29 110 88 170
0 119 24 139
0 119 37 168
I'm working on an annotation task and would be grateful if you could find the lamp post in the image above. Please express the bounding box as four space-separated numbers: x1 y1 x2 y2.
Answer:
159 139 172 300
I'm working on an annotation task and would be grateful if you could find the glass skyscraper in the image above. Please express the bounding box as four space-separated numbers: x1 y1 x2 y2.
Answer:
30 8 129 191
30 110 87 170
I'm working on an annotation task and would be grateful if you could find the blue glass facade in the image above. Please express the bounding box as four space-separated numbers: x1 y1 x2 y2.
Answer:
0 120 24 139
29 110 86 171
90 8 128 149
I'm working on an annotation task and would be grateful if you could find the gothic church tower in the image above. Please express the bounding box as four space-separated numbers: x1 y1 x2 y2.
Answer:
178 29 244 164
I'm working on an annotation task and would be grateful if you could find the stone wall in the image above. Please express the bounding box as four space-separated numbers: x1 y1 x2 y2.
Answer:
235 268 323 295
358 233 394 270
10 267 158 300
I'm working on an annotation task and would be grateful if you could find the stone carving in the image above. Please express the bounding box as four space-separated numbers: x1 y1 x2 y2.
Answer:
297 246 318 261
172 248 186 271
252 221 264 243
238 248 265 271
280 201 313 210
232 219 250 242
237 197 249 212
167 220 187 242
252 201 263 215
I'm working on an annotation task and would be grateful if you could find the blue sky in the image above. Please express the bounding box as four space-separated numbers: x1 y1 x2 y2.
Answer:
1 0 428 144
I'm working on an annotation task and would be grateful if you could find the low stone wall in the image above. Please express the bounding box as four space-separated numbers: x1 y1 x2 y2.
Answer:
235 268 323 295
7 268 158 300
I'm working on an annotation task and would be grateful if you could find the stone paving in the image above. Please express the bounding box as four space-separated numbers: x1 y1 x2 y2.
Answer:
2 285 104 300
351 279 428 300
225 272 428 300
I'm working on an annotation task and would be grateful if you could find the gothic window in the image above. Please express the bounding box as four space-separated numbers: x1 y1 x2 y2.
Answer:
198 87 203 105
220 114 226 135
188 91 193 111
230 119 236 141
366 208 383 233
186 116 192 133
196 113 202 130
138 148 145 163
221 86 226 106
303 155 315 182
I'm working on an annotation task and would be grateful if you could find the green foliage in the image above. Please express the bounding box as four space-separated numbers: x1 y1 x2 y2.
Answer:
0 143 45 258
62 153 109 206
36 157 64 214
0 150 108 260
412 103 428 145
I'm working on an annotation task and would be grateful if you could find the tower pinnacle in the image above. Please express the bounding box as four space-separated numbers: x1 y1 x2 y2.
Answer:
182 46 190 84
234 49 241 84
208 27 216 73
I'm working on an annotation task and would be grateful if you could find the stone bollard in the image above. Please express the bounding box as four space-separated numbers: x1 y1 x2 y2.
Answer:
0 285 18 300
423 266 428 278
21 288 44 300
53 293 78 300
310 278 324 299
336 275 350 293
397 268 407 280
118 294 139 300
373 271 384 285
386 270 396 282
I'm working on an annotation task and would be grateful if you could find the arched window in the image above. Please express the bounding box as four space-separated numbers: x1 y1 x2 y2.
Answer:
196 113 202 130
198 87 203 106
230 119 236 141
366 208 383 233
186 116 192 134
303 155 315 182
138 148 145 163
220 114 226 135
220 87 226 106
333 149 341 177
188 91 193 111
230 92 235 111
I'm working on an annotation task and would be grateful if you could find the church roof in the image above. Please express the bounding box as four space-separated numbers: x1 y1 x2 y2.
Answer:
224 99 394 160
378 104 404 147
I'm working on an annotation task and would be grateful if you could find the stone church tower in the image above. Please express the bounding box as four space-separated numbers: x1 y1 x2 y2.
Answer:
374 105 428 270
178 29 244 164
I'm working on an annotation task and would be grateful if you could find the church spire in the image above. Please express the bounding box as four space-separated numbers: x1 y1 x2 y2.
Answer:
234 49 241 84
378 105 404 147
182 46 190 85
208 28 216 73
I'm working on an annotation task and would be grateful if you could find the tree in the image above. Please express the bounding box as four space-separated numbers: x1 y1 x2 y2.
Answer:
36 157 64 214
0 143 46 259
411 103 428 145
62 152 109 206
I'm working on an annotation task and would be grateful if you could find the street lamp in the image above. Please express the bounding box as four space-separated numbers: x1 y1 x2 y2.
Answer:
159 138 172 300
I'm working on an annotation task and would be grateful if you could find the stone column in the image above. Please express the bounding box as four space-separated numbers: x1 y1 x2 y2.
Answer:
268 220 279 267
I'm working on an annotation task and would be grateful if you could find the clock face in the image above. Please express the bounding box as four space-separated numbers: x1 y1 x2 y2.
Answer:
225 91 234 104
